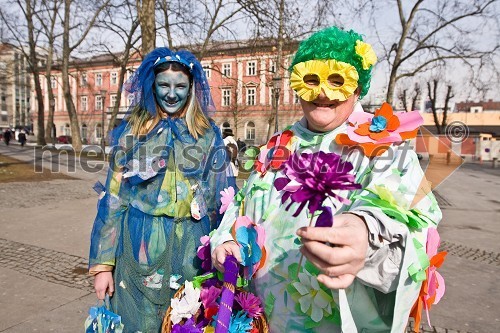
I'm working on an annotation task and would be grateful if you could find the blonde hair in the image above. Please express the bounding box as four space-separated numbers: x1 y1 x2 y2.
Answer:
128 72 210 138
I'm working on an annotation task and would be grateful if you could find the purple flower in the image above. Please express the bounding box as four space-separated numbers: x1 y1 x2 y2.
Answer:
171 318 204 333
234 292 263 318
274 151 361 217
200 285 222 309
197 235 211 272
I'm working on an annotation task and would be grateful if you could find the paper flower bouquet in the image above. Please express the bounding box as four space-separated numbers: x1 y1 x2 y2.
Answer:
162 217 268 333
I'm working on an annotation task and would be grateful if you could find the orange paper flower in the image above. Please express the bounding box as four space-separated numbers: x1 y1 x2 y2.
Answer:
335 102 423 156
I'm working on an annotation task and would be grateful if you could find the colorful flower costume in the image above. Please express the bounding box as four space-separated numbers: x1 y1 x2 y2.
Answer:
89 48 229 333
210 117 442 332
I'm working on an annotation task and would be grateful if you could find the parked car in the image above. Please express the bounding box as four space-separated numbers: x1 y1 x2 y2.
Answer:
57 135 72 144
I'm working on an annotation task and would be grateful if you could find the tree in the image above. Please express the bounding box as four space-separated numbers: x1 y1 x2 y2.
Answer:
93 0 141 132
357 0 499 104
36 0 64 144
60 0 110 151
397 82 421 111
136 0 155 54
0 0 48 145
427 78 454 134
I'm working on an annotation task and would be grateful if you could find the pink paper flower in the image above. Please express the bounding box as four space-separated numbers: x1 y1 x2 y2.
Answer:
219 186 236 214
409 228 447 332
234 292 263 318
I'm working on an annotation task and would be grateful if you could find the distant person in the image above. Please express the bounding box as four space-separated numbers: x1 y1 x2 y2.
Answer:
18 130 27 147
222 128 239 189
236 137 246 152
3 129 11 146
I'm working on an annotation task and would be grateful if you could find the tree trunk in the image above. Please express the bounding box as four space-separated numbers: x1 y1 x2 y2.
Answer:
25 0 46 145
137 0 155 54
62 0 82 151
442 85 454 129
427 80 441 134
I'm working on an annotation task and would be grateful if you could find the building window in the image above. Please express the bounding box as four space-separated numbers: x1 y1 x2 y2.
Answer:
245 121 255 140
294 92 300 104
222 63 232 77
95 73 102 86
51 76 57 88
110 94 118 107
81 124 88 142
64 123 71 136
270 60 276 73
96 95 103 110
81 96 88 111
202 65 211 78
80 72 87 86
222 89 231 107
95 123 102 139
247 61 256 76
111 72 117 85
246 87 256 106
1 111 7 122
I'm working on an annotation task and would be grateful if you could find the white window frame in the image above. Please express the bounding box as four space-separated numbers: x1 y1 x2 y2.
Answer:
51 76 57 88
95 73 102 86
95 124 102 139
222 63 232 77
81 96 88 111
245 121 255 140
81 124 88 140
270 60 276 73
111 72 118 85
247 61 257 76
294 92 300 104
95 95 103 110
246 87 256 106
110 94 118 107
202 65 211 78
222 88 231 107
80 72 87 86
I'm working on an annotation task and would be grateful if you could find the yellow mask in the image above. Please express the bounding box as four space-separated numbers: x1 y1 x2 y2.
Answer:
290 59 359 102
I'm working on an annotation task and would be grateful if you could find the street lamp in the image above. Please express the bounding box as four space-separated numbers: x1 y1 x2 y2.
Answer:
272 76 282 133
100 89 107 153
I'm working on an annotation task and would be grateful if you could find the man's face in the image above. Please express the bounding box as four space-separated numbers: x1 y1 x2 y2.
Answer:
300 89 360 132
154 69 190 115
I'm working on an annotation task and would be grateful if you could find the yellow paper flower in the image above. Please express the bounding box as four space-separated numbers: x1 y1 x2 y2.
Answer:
355 40 377 70
290 59 359 102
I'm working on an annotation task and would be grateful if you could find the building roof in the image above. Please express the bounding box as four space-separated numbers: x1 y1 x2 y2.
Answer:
455 100 500 112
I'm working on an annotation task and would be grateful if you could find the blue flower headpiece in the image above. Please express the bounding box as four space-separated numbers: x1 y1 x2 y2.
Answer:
122 47 215 119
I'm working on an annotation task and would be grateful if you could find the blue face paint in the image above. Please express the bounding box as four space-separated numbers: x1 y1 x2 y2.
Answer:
154 69 190 115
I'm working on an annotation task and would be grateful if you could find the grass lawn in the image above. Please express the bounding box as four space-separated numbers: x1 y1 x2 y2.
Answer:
0 153 75 183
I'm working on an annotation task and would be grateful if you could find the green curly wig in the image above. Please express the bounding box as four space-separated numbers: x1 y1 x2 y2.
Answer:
290 26 374 98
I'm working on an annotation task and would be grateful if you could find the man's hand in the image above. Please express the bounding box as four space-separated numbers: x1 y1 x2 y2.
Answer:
212 241 242 273
297 213 368 289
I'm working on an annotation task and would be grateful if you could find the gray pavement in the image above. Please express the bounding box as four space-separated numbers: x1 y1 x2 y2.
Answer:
0 144 499 332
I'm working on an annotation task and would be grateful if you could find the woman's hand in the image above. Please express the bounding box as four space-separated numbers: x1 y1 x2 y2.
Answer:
297 213 368 289
212 241 242 273
94 271 114 300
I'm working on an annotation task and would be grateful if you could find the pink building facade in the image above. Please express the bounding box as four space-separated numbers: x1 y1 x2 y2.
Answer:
33 42 304 146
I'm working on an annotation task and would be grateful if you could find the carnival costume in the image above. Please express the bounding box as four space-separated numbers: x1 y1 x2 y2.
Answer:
89 48 229 332
210 27 444 332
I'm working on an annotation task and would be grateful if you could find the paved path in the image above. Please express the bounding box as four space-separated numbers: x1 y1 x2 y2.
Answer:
0 144 499 332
